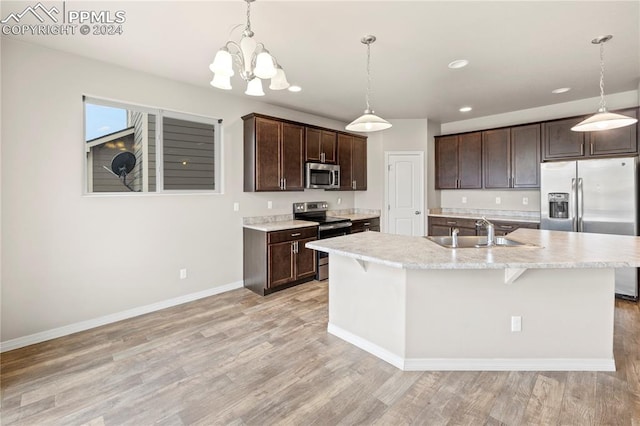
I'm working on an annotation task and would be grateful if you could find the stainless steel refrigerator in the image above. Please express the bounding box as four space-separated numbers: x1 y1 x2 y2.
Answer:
540 157 639 300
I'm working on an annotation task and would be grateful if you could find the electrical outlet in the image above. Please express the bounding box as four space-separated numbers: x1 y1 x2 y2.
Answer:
511 316 522 332
461 196 467 204
495 197 502 205
233 202 239 212
180 269 187 280
267 201 273 209
522 197 529 206
337 197 342 205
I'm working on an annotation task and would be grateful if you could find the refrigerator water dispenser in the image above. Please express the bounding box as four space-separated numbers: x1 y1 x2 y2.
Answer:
548 193 569 219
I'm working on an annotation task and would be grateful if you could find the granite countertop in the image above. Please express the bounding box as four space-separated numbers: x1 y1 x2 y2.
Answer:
306 228 640 270
428 211 540 224
243 220 318 232
329 213 380 221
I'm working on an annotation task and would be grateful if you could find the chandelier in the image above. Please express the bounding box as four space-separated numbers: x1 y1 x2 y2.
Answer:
571 35 637 132
346 35 392 132
209 0 289 96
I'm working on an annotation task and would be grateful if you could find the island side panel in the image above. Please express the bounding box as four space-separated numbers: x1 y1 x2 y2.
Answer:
404 268 615 370
327 255 407 365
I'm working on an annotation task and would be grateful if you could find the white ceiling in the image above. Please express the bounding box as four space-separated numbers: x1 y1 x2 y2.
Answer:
3 1 639 124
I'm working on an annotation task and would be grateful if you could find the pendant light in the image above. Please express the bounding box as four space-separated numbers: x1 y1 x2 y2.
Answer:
571 35 637 132
209 0 290 96
346 35 392 132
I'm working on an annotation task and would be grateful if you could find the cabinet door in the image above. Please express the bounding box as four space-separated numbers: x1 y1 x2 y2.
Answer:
305 127 322 162
255 117 282 191
543 117 585 160
511 124 541 188
337 134 353 190
435 135 459 189
268 241 295 288
295 237 317 280
321 131 337 164
281 123 304 191
483 128 511 189
458 132 482 189
429 224 451 236
587 108 638 156
352 136 367 190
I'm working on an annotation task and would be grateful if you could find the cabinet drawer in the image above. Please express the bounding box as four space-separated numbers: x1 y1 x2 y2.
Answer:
268 226 317 244
429 216 477 229
351 217 380 233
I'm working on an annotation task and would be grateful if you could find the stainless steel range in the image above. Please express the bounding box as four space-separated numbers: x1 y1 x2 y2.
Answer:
293 201 351 280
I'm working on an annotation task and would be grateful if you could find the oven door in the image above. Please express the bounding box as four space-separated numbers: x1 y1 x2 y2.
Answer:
316 222 351 280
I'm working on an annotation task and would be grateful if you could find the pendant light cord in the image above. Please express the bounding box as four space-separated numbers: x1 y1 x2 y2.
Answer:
365 42 371 112
598 41 606 112
245 0 252 33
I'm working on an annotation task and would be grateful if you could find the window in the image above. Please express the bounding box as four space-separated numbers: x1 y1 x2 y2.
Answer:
84 97 222 194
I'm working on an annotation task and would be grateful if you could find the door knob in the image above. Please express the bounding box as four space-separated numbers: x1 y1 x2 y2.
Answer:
415 211 421 215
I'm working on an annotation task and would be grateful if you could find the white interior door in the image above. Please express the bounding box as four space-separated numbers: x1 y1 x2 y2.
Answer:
386 152 424 236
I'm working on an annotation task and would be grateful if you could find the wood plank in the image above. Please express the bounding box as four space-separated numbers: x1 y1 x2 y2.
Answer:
1 282 639 425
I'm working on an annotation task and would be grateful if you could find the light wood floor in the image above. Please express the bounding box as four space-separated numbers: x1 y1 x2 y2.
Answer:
2 280 639 425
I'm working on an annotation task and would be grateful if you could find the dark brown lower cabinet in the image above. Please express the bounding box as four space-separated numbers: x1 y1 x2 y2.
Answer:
428 217 477 236
351 217 380 233
244 226 317 296
428 216 539 237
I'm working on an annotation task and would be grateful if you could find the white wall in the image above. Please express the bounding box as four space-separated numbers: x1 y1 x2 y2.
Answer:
355 119 430 232
0 39 364 343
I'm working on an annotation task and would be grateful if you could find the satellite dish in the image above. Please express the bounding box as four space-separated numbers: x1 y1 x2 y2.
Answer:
110 151 137 191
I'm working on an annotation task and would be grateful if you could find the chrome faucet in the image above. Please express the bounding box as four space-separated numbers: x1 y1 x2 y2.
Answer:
451 228 459 247
476 217 495 246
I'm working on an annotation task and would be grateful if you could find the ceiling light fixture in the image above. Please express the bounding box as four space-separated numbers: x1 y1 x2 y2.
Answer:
209 0 289 96
448 59 469 69
346 35 392 133
571 35 637 132
459 106 472 112
552 87 571 94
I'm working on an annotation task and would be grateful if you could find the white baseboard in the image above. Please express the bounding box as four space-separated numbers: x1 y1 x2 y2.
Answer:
327 323 406 369
327 323 616 372
1 281 244 353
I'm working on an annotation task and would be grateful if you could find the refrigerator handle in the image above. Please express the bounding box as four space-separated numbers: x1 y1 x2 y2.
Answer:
577 177 584 232
571 178 577 232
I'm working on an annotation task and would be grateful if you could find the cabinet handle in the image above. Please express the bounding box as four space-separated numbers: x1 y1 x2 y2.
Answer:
291 242 296 253
590 143 594 155
580 143 584 156
291 233 301 237
283 178 287 190
363 222 370 226
446 221 457 225
295 241 299 253
352 180 356 190
279 178 283 190
321 152 325 163
456 178 460 188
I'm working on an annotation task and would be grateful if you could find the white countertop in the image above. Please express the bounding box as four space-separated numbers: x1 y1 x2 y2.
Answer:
329 213 380 221
428 212 540 224
306 229 640 270
243 220 318 232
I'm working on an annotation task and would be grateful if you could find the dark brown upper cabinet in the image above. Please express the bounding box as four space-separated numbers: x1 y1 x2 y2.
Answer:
483 124 540 189
337 134 367 190
542 107 638 161
305 127 337 164
435 132 482 189
243 114 304 192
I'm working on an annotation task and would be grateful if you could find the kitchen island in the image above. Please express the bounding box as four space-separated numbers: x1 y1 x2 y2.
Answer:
306 229 640 371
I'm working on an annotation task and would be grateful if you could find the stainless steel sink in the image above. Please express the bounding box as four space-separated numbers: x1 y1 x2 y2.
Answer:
426 235 528 248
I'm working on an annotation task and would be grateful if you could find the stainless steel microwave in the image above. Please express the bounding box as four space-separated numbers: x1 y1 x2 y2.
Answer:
305 163 340 189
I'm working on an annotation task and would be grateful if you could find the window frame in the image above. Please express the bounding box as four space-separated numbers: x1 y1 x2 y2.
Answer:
83 96 224 195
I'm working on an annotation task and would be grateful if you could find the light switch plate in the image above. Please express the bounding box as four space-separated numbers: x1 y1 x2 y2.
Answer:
461 196 467 204
511 316 522 332
267 201 272 209
233 202 239 212
522 197 529 205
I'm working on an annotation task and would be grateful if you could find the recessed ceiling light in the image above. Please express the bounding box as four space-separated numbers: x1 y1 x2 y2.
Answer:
459 106 472 112
552 87 571 94
288 85 302 92
448 59 469 69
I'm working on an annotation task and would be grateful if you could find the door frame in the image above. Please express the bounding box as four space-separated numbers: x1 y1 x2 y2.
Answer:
384 151 425 236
